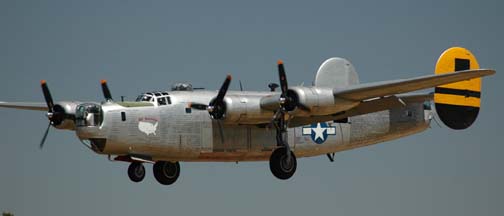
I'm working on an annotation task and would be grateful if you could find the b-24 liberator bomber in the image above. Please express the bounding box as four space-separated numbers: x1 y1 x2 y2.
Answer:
0 47 495 185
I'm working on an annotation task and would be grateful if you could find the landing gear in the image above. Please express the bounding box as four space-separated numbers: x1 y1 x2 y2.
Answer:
153 161 180 185
269 147 297 180
127 162 145 182
267 60 301 180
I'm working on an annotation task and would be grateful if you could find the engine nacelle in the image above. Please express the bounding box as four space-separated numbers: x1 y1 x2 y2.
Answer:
287 86 358 116
219 87 361 124
260 87 359 117
217 95 274 125
52 101 80 130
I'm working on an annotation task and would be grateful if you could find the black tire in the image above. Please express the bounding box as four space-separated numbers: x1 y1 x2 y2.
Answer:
269 147 297 180
127 162 145 183
153 161 180 185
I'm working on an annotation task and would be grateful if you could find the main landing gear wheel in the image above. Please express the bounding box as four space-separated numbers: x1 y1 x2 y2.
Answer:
153 161 180 185
269 147 297 180
127 162 145 183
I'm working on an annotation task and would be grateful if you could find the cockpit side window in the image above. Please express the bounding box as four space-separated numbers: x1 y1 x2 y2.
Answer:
166 96 172 104
158 97 167 106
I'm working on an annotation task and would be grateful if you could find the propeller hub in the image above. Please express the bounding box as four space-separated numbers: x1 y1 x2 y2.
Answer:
207 106 215 113
279 97 286 105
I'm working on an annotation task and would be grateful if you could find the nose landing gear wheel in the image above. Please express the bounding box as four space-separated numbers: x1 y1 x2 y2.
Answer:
153 161 180 185
127 162 145 183
269 147 297 180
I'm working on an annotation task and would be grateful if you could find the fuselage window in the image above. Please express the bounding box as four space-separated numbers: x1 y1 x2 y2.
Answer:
334 118 348 123
121 112 126 121
423 101 432 110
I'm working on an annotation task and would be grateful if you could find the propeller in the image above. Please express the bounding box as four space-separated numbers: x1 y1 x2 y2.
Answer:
270 60 298 162
276 60 310 112
207 75 232 120
39 122 51 149
101 79 113 101
39 80 66 149
41 80 54 111
188 75 232 146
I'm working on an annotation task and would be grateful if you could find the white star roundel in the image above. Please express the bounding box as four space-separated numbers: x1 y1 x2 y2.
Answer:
302 122 336 144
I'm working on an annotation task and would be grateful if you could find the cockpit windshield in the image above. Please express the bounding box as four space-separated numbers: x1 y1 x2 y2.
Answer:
135 92 172 106
75 103 103 127
136 95 152 102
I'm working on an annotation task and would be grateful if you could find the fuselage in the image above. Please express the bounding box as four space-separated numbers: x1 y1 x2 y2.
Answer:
74 89 432 162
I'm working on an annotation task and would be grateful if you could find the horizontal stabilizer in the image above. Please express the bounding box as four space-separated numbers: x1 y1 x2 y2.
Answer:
333 69 495 101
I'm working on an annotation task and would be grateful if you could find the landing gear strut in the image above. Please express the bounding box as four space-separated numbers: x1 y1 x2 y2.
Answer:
268 60 299 180
127 162 145 182
153 161 180 185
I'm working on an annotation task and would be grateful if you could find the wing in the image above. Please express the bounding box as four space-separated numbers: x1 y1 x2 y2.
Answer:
333 69 495 101
0 101 48 111
289 93 432 127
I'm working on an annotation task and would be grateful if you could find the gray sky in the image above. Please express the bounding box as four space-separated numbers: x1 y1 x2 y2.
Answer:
1 0 503 215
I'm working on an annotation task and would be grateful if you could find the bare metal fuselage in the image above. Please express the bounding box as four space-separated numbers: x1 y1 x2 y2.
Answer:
76 90 432 162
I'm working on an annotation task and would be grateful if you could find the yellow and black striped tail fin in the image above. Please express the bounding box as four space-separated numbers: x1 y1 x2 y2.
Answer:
434 47 481 130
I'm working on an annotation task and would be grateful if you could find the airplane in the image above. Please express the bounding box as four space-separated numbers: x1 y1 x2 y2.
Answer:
0 47 495 185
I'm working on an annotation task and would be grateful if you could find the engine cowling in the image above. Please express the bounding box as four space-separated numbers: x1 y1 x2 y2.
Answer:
260 87 359 117
216 95 273 124
51 101 80 130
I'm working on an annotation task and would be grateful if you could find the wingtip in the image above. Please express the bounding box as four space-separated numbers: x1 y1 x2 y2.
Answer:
101 79 107 84
277 60 284 65
40 80 46 85
473 69 496 76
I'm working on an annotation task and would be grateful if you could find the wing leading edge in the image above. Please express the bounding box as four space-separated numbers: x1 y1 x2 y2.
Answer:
0 102 48 111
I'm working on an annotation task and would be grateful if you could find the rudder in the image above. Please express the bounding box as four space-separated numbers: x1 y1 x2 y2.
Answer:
434 47 481 130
